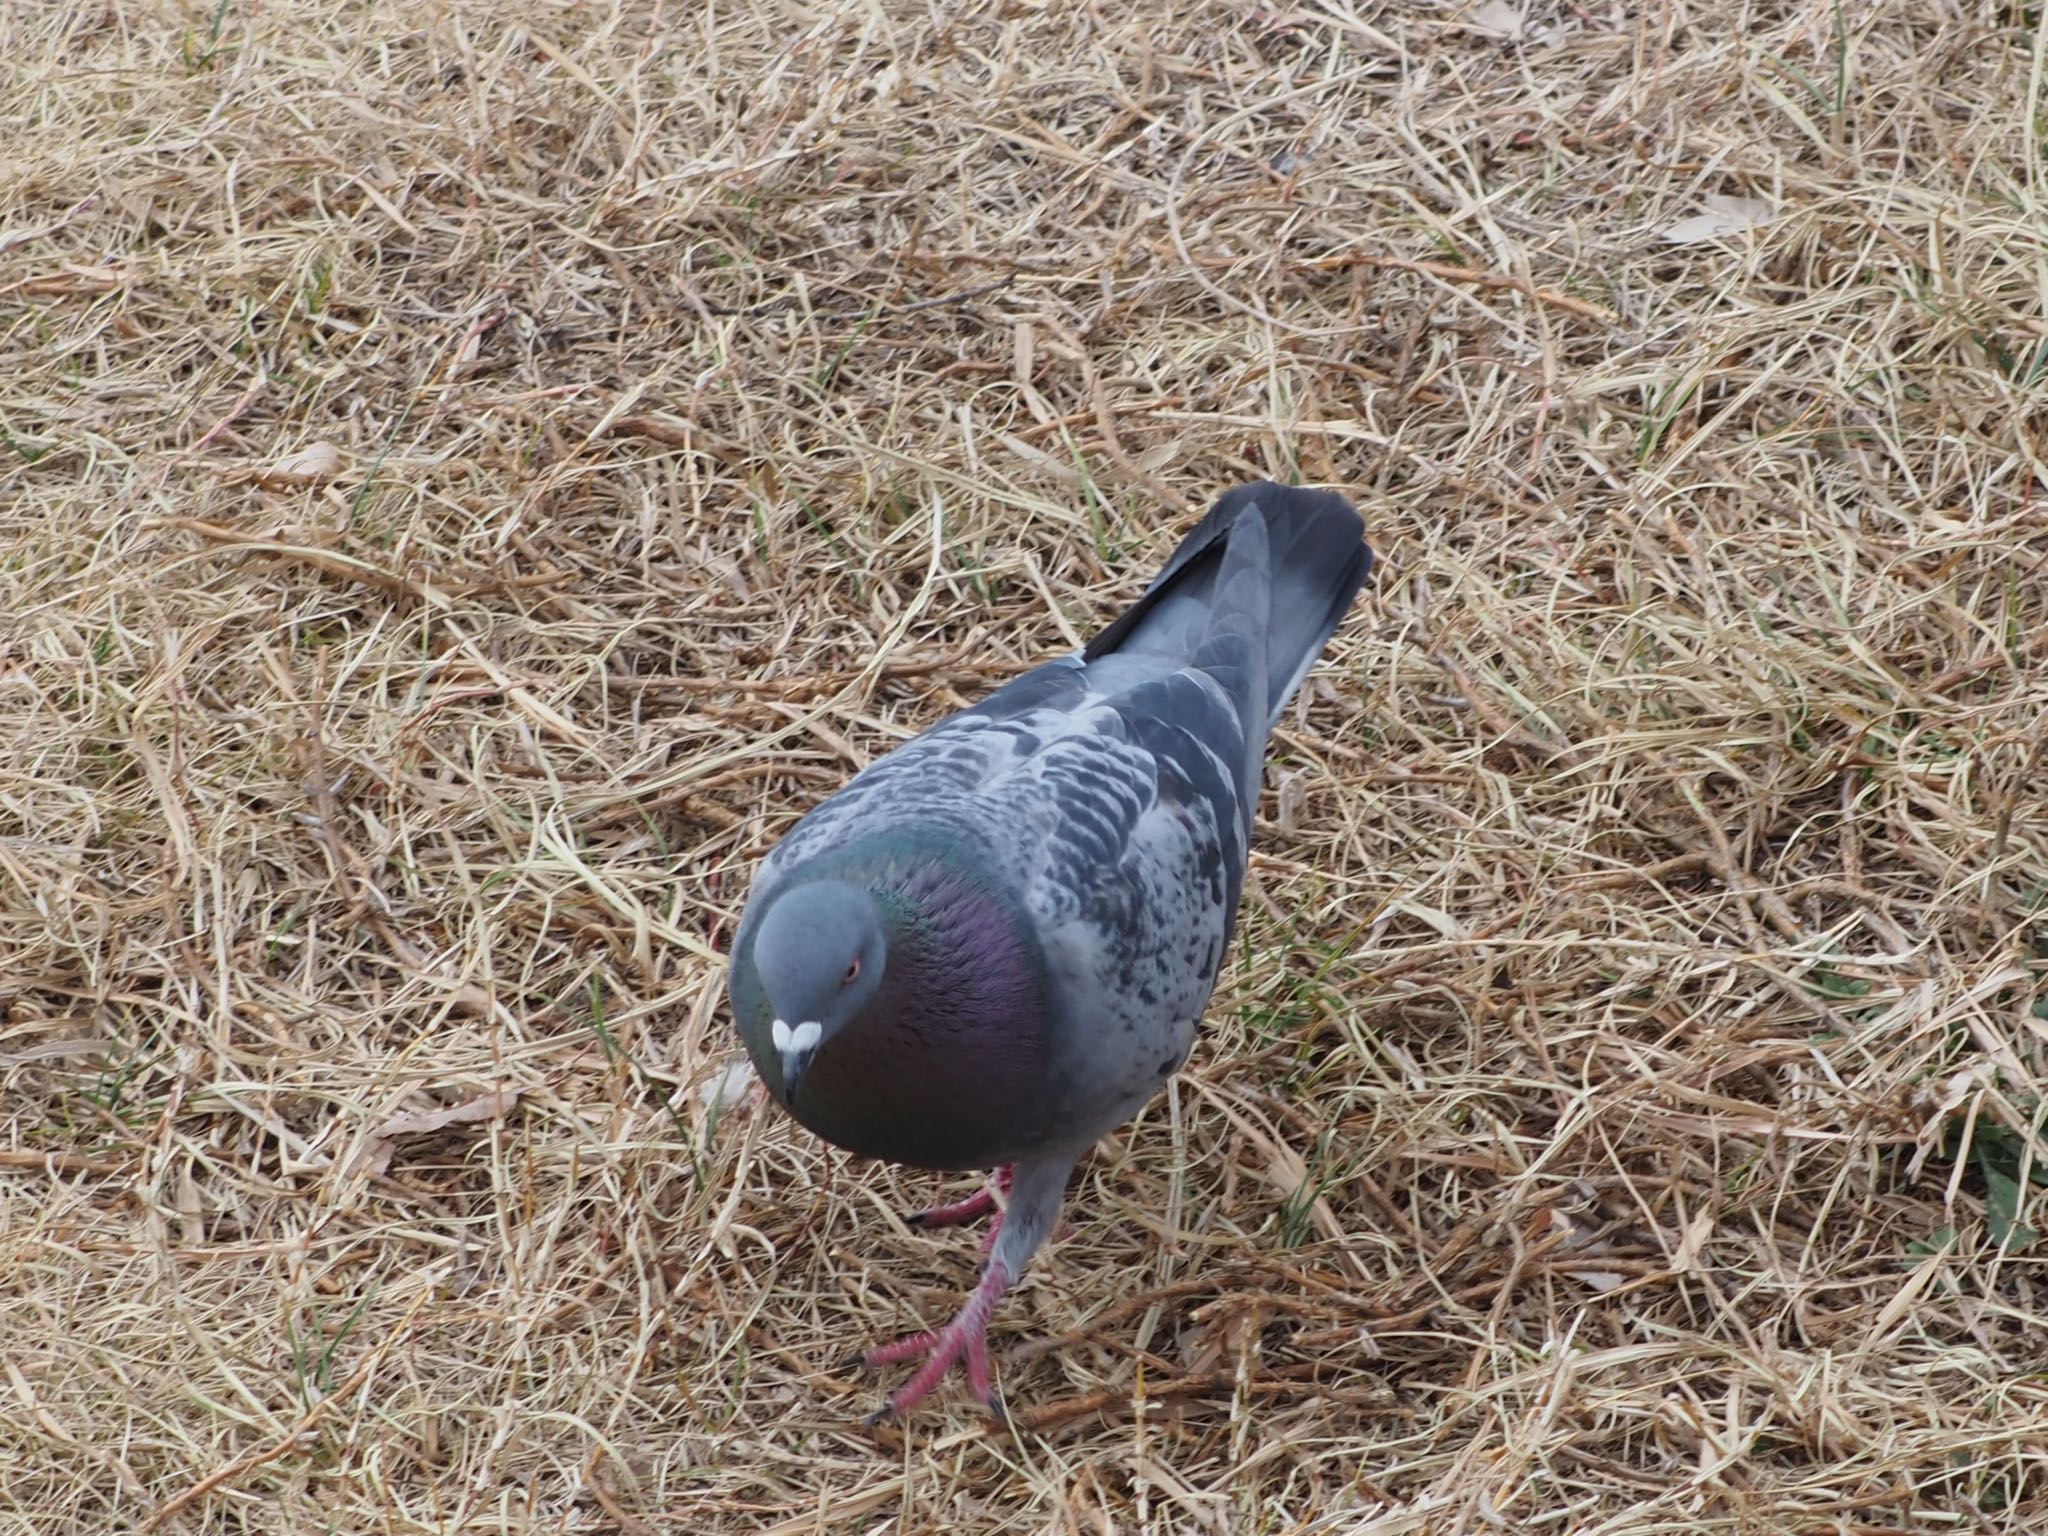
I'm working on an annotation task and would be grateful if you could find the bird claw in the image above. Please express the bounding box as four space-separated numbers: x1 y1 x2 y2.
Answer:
903 1193 990 1229
853 1259 1012 1420
851 1335 1009 1426
903 1165 1013 1230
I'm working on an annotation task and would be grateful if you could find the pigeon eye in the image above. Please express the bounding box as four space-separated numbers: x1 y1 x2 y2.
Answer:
841 958 861 986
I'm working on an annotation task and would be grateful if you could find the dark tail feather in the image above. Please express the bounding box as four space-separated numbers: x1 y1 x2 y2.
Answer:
1084 481 1373 726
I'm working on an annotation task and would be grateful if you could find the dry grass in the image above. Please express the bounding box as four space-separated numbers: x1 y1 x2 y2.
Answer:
4 0 2047 1531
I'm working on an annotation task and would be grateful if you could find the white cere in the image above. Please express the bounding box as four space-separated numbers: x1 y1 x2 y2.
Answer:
770 1018 823 1056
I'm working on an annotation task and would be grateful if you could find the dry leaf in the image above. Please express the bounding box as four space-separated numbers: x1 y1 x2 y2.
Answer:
1673 1209 1716 1272
174 1163 204 1245
1660 195 1775 244
1464 0 1525 39
1274 769 1305 834
351 1086 523 1178
258 440 343 486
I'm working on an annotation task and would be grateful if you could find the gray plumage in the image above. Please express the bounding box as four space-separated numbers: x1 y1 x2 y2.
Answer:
726 481 1371 1417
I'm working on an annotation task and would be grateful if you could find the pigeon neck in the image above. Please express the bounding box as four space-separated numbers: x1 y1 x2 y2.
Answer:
791 852 1053 1171
881 861 1042 1031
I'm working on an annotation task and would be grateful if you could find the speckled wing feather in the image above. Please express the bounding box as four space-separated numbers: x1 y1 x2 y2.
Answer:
749 620 1257 951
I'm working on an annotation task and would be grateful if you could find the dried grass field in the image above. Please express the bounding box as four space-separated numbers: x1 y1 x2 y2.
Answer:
6 1 2048 1532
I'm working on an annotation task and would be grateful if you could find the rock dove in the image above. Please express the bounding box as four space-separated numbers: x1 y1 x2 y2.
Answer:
727 482 1372 1419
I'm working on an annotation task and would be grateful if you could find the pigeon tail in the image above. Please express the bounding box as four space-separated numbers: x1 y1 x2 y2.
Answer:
1083 481 1373 729
1193 506 1274 791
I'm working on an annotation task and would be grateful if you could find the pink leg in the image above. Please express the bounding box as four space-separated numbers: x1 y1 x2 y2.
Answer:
908 1187 995 1228
861 1257 1013 1420
907 1165 1013 1230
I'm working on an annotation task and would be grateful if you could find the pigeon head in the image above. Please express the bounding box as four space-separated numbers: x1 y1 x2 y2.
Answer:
730 847 1057 1169
747 879 887 1099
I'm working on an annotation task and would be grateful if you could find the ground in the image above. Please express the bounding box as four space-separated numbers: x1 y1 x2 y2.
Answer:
4 2 2048 1533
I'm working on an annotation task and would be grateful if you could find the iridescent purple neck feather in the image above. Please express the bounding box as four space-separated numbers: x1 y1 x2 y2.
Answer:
758 851 1054 1171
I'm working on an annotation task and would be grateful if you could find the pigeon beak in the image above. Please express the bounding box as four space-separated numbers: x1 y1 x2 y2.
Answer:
771 1017 824 1100
783 1045 818 1100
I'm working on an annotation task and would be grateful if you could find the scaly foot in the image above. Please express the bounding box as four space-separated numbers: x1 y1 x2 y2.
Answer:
905 1166 1012 1255
859 1257 1013 1421
905 1165 1013 1232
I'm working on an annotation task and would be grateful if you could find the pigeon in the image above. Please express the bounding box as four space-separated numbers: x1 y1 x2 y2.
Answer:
727 481 1372 1419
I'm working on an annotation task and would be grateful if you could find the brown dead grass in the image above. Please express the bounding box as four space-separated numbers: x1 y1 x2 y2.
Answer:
4 1 2048 1531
